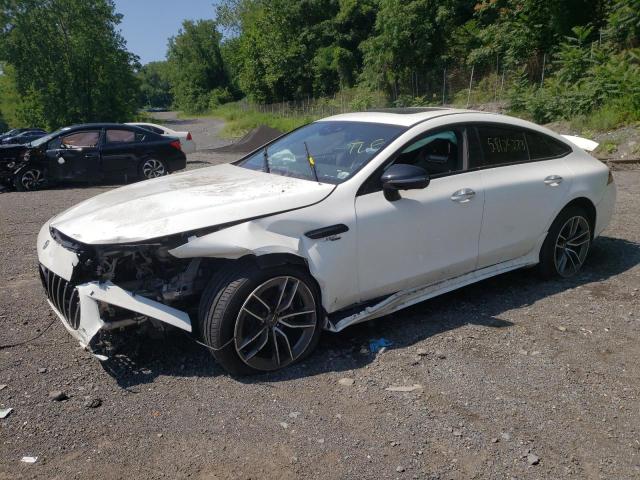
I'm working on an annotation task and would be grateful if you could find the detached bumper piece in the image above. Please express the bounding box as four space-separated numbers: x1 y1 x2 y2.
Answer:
37 263 193 353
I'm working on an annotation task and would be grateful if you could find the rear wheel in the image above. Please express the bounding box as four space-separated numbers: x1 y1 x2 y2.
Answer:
140 158 167 179
14 168 47 191
539 206 592 278
198 264 322 375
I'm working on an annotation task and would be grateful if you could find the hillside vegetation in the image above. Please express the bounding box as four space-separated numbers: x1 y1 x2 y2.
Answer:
0 0 638 133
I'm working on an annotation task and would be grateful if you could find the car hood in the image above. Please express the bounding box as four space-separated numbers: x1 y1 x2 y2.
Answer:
50 163 335 245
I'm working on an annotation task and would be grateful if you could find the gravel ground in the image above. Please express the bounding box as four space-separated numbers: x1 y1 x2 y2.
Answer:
1 115 639 479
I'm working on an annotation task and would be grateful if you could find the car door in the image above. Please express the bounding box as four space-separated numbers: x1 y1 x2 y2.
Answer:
471 124 573 268
354 127 485 302
46 130 102 182
101 128 146 181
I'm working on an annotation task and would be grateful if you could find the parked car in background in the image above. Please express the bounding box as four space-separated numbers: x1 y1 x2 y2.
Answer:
35 108 616 375
0 128 46 144
127 122 196 154
0 123 186 191
1 129 48 145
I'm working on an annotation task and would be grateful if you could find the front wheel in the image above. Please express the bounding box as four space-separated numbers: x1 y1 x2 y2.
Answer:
14 168 47 191
140 158 167 179
539 206 592 278
198 264 322 375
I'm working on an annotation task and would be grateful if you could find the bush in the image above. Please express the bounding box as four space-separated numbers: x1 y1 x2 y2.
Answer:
208 87 234 110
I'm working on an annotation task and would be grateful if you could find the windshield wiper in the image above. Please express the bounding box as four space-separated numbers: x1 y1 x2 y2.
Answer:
303 141 320 183
263 146 270 173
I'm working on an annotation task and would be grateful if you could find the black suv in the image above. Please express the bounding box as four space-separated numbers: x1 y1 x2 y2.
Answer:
0 123 187 191
1 129 47 145
0 128 46 143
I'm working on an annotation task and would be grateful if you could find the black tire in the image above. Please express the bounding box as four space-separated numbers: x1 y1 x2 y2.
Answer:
14 167 47 191
139 158 168 180
538 205 592 278
198 263 322 376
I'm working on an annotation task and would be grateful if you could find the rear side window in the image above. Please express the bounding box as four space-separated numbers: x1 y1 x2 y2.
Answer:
106 129 147 143
526 131 571 159
475 125 528 167
471 125 572 169
61 131 100 148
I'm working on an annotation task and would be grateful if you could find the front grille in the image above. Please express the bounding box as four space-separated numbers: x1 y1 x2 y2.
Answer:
39 264 80 330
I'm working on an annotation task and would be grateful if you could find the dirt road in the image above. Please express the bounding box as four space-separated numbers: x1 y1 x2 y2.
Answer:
1 116 639 479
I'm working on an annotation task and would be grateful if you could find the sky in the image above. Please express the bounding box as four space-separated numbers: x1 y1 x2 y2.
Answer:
114 0 219 65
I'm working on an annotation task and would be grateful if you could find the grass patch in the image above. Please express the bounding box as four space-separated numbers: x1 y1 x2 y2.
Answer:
180 102 319 139
568 101 639 134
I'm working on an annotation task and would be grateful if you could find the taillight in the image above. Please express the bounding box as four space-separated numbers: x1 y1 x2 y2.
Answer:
186 132 192 141
607 169 614 185
170 140 182 151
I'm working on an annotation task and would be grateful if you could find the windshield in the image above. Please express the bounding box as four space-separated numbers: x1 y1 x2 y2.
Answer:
29 128 70 148
237 121 406 184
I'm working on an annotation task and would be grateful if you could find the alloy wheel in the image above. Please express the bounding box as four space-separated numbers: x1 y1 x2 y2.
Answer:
554 216 590 277
142 159 166 178
234 276 317 371
20 169 45 190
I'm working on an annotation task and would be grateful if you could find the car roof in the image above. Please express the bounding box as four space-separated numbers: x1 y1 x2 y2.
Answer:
318 107 482 127
65 123 146 130
316 108 573 147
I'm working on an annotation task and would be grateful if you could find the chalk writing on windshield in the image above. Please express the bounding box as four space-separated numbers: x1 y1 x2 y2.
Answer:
347 138 386 154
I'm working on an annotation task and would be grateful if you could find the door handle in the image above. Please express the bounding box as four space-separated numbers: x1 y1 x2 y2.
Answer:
451 188 476 203
84 153 99 159
544 175 563 186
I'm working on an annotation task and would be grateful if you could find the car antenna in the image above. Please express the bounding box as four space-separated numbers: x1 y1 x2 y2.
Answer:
263 145 270 173
303 141 320 183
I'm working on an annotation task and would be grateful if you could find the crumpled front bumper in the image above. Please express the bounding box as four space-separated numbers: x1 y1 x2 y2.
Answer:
36 221 192 351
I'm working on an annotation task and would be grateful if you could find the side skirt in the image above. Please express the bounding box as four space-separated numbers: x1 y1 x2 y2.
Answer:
326 256 538 333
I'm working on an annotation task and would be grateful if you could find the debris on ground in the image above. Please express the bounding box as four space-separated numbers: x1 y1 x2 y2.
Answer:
0 407 13 419
369 338 393 353
83 397 102 409
48 391 68 401
20 456 37 464
385 384 423 392
338 377 355 386
527 453 540 465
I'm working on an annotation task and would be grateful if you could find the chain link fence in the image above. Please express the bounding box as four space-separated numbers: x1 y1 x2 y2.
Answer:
235 57 554 119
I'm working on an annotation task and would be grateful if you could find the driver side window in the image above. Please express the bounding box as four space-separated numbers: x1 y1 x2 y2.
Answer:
394 129 463 177
59 131 101 148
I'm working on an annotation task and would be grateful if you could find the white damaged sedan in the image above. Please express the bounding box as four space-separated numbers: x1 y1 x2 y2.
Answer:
37 108 616 374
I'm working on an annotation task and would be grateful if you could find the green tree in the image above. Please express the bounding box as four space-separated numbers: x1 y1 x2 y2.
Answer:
0 0 140 129
166 20 227 113
138 61 173 109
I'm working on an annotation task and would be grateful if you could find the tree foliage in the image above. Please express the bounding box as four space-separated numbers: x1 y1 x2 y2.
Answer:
137 61 173 109
166 20 227 113
0 0 139 129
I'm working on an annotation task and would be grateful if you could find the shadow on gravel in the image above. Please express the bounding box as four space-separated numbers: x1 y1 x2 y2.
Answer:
101 236 640 388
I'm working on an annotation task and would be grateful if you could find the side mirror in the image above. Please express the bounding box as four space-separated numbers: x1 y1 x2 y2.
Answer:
380 164 430 201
